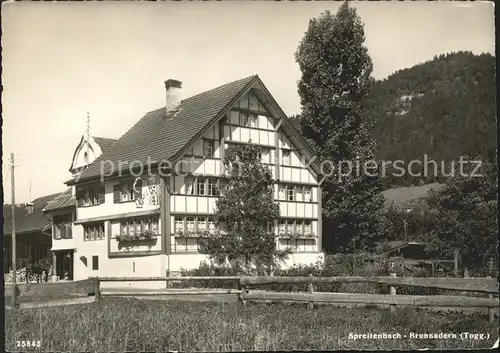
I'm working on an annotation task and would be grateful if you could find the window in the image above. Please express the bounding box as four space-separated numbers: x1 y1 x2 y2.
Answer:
185 177 195 195
278 220 314 236
278 186 286 200
148 217 160 234
127 221 135 235
175 216 213 234
77 185 105 207
88 188 98 204
261 148 270 164
198 217 207 231
248 114 257 128
286 185 295 201
304 220 312 234
278 220 286 234
295 187 303 201
120 216 159 236
208 178 218 196
121 181 134 202
203 140 215 158
282 150 291 166
84 223 105 241
175 216 184 232
208 216 216 233
197 178 206 196
92 256 99 270
54 214 72 239
218 180 228 196
304 187 312 202
186 217 195 231
239 112 248 126
113 179 141 203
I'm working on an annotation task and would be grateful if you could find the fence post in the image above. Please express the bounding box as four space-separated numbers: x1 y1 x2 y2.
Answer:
11 283 18 308
94 277 101 303
463 267 469 278
459 268 469 297
389 272 397 314
487 276 494 323
453 249 459 276
239 279 247 306
308 273 314 310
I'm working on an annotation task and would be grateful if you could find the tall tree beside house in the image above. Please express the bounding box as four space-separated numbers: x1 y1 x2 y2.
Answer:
199 144 291 275
295 2 385 252
421 158 498 272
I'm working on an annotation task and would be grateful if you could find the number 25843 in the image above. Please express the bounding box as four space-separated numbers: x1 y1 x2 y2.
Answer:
16 341 41 348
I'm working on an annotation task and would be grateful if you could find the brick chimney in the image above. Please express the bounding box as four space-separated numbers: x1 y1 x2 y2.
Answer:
25 202 34 215
165 79 182 117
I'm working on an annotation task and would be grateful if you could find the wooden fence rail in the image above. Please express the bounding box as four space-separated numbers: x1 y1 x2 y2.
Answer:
240 291 498 308
239 276 499 293
12 275 494 322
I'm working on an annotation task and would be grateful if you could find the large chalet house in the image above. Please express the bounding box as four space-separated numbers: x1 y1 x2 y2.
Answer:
42 75 324 282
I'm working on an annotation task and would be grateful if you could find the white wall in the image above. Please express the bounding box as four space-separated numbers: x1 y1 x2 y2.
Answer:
77 179 158 220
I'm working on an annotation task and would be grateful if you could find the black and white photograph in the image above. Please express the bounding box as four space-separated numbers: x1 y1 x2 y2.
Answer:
2 1 497 351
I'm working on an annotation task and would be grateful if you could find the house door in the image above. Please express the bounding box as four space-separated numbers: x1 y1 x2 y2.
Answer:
56 251 74 280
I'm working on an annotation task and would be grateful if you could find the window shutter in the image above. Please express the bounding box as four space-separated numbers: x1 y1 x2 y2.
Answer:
98 185 106 204
113 184 121 203
92 256 99 270
67 223 72 239
133 179 142 200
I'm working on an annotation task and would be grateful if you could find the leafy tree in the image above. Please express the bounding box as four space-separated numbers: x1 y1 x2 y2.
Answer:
199 144 291 274
421 158 497 271
295 2 385 252
380 203 433 243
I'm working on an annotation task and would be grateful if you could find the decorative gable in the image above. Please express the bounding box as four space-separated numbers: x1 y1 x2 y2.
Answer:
69 135 104 175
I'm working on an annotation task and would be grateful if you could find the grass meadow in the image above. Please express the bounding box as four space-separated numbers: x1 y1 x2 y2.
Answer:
5 297 498 351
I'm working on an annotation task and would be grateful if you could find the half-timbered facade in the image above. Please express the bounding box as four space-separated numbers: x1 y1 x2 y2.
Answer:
56 75 323 284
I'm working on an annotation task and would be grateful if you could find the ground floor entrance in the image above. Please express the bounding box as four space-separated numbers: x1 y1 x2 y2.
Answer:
52 250 74 280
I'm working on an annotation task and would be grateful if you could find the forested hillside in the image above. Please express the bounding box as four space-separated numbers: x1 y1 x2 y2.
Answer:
367 51 496 187
291 51 496 188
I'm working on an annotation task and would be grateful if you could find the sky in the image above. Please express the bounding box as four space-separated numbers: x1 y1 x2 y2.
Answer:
1 1 495 203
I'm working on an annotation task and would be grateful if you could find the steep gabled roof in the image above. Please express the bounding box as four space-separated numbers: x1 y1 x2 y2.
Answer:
42 188 76 213
93 136 117 153
70 75 257 184
3 193 61 235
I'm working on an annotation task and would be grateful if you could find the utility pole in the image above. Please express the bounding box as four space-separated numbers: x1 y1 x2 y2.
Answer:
10 153 17 307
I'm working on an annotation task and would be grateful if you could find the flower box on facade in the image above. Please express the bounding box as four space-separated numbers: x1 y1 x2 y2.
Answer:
115 230 158 242
174 230 214 238
278 232 317 239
